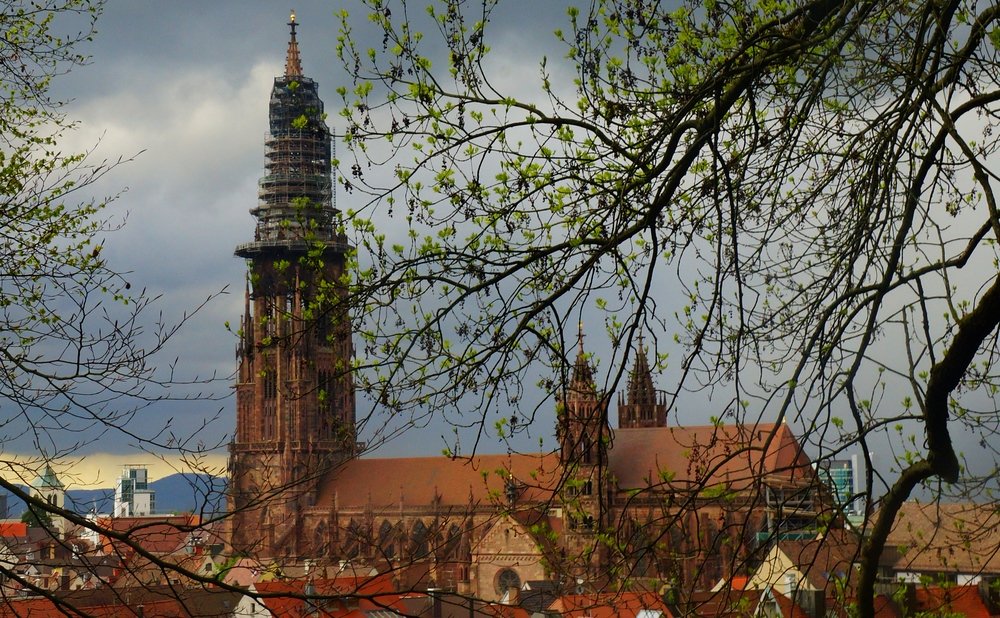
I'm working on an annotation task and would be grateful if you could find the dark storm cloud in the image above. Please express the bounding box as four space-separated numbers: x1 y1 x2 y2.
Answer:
43 1 578 457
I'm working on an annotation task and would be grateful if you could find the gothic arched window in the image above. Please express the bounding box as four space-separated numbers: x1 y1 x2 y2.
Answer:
581 433 593 464
445 524 462 559
342 519 363 559
410 520 430 559
495 569 521 595
379 520 396 560
313 523 328 555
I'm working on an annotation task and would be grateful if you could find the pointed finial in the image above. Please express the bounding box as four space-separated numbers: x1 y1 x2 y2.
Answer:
627 332 656 406
285 10 303 77
570 320 595 393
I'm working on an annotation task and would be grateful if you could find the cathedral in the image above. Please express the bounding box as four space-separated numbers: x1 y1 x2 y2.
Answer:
227 14 830 602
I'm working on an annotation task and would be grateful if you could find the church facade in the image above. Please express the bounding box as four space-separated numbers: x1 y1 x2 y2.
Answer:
227 15 831 603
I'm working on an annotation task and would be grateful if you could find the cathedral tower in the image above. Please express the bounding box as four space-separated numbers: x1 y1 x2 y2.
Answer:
556 327 611 581
229 13 356 559
617 336 667 428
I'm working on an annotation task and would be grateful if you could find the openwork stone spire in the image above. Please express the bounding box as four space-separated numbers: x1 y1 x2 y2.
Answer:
617 334 668 428
236 11 341 255
569 321 596 398
626 335 656 406
285 10 302 77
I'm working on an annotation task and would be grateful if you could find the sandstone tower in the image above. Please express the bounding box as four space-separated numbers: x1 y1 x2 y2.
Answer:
228 12 356 559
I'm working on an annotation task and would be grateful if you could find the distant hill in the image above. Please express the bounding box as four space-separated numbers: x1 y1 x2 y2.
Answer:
2 473 227 518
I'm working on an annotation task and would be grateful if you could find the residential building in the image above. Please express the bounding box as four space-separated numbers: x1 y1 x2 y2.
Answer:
880 501 1000 586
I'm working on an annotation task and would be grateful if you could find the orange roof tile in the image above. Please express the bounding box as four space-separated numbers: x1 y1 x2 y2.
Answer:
0 522 27 537
914 584 990 618
317 453 561 509
547 591 674 617
881 501 1000 576
97 514 200 558
769 590 811 618
318 423 814 512
255 575 427 616
610 423 813 491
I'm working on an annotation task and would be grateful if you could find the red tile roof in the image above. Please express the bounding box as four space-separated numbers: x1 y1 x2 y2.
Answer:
0 587 241 617
316 453 561 509
254 574 427 616
914 584 990 618
318 423 814 511
769 590 811 618
686 588 765 617
610 423 813 491
547 591 673 617
97 514 200 560
881 501 1000 576
475 604 532 618
0 522 28 537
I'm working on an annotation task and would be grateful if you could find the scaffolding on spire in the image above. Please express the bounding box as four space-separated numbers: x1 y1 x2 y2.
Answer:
236 11 346 258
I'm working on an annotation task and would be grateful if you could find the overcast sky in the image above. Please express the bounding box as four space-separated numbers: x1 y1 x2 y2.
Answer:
21 1 587 482
27 0 993 502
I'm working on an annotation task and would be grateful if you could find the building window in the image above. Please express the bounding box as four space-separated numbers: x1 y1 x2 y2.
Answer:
410 520 430 559
445 524 462 559
379 520 396 560
317 370 336 437
495 569 520 595
263 371 277 399
315 310 332 344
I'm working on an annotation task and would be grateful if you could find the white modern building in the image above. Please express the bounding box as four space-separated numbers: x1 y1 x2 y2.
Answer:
114 465 155 517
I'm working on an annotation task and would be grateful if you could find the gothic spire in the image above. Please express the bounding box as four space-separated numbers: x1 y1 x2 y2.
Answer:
617 332 667 428
237 9 339 256
627 334 656 406
285 10 302 77
570 321 596 396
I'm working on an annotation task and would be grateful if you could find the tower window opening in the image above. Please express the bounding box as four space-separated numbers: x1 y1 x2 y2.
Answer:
581 434 593 464
315 309 332 344
263 372 277 399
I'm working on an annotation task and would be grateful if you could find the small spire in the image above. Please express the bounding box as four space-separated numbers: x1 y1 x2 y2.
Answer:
285 10 303 77
570 322 595 394
627 337 656 406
